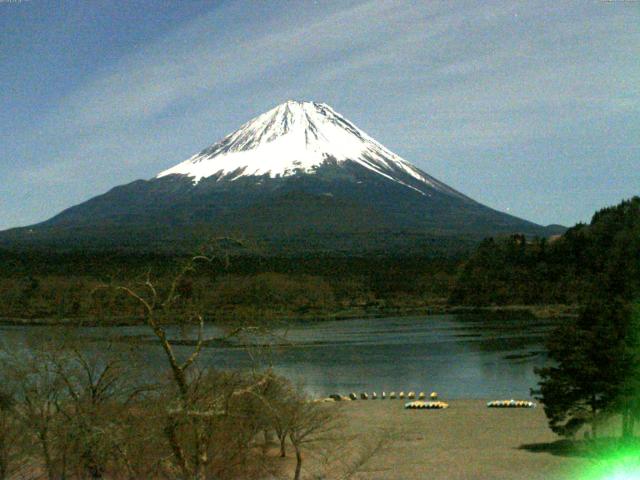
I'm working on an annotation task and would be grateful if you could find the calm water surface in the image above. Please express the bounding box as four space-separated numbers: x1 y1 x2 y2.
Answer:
0 314 554 399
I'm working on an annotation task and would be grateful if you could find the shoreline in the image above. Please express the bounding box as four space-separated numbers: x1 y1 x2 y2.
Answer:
0 303 577 327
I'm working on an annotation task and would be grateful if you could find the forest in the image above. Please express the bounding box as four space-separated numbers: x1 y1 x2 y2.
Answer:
0 197 638 324
451 196 640 306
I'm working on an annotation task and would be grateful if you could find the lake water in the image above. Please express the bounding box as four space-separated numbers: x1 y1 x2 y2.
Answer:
0 314 555 399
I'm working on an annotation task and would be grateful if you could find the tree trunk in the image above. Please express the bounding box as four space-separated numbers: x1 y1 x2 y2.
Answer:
39 431 56 480
0 440 7 480
591 396 598 439
293 445 302 480
622 409 630 439
195 430 208 480
622 407 635 439
280 435 287 458
164 417 190 479
195 463 206 480
88 465 104 479
262 430 270 455
83 445 104 480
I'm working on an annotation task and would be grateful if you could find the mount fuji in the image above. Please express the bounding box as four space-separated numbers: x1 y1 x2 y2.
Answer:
0 101 562 253
156 101 464 200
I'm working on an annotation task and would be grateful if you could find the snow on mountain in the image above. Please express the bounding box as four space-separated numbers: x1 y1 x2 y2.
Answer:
157 100 461 198
0 100 556 253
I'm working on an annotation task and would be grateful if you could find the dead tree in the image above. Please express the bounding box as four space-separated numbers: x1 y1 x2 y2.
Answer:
0 388 21 480
110 245 272 480
287 397 339 480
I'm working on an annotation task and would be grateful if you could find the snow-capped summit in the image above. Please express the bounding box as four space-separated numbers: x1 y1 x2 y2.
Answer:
157 100 461 198
1 100 558 254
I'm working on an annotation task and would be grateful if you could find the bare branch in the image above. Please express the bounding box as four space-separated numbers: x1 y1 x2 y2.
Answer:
180 314 205 372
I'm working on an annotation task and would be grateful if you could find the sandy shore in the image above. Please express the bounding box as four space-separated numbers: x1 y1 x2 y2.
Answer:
322 399 589 480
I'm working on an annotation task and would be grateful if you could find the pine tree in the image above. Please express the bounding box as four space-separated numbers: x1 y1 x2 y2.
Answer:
616 301 640 438
534 299 634 438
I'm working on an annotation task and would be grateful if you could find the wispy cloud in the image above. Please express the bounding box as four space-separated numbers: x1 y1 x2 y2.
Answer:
2 0 639 229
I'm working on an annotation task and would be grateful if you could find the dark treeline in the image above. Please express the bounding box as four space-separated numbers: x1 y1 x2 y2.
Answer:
1 196 638 321
451 196 640 306
0 250 459 321
0 250 459 279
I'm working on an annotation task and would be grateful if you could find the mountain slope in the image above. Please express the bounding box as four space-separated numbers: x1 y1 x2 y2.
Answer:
0 101 561 254
156 100 465 199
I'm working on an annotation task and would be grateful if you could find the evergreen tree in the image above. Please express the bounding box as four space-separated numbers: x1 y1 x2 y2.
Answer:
616 301 640 438
534 299 634 438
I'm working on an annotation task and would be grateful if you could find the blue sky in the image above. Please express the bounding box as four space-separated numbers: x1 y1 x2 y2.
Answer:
1 0 638 230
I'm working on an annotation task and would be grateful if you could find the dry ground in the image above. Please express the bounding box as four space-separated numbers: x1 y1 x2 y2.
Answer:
310 399 591 480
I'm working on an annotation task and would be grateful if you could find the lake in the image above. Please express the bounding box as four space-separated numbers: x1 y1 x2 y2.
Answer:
0 313 555 399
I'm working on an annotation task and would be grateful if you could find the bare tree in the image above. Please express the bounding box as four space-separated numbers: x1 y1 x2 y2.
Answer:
1 330 154 480
254 374 297 458
0 241 349 480
108 245 276 480
51 342 150 479
0 387 22 480
1 344 70 480
287 397 340 480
